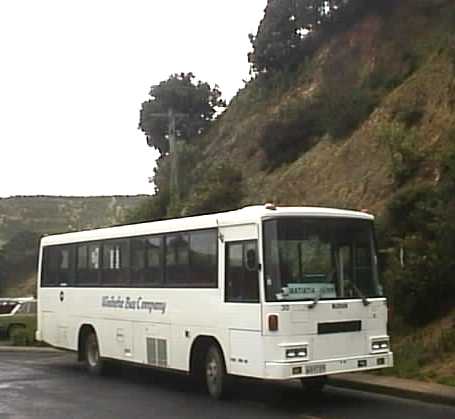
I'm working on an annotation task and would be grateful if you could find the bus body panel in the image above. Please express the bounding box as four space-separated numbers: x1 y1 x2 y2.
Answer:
36 206 392 383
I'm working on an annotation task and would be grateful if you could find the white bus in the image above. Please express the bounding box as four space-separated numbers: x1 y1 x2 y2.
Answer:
36 205 393 399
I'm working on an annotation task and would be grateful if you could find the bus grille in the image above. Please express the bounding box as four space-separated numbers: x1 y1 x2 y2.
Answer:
146 338 168 367
317 320 362 334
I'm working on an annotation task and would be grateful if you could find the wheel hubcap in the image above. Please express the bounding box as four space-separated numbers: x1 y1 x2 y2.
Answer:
206 357 218 389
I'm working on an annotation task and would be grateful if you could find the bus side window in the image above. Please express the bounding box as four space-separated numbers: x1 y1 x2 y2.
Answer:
42 247 59 287
42 245 74 287
58 245 74 286
102 240 129 286
225 241 259 303
130 235 164 287
76 243 101 285
189 230 218 287
165 234 190 285
145 236 163 285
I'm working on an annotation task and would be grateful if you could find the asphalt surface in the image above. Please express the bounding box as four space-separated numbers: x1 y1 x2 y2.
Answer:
0 351 454 419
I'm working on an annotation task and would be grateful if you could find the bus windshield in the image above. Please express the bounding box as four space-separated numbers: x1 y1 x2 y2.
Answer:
263 217 383 302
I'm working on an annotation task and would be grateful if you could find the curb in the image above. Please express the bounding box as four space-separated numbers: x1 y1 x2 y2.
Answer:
328 374 455 407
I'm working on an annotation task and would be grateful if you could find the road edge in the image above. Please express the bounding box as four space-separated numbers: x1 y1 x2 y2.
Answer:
329 374 455 407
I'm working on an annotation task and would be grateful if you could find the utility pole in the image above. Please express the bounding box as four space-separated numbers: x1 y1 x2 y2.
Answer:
167 108 179 204
147 109 187 211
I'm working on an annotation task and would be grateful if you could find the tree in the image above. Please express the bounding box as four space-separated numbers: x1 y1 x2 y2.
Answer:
139 73 225 154
248 0 369 74
0 231 42 292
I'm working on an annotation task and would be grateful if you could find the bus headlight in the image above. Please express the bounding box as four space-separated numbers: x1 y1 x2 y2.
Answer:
286 347 308 359
371 338 390 353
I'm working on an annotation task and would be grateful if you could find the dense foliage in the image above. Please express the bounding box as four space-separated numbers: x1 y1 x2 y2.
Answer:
0 231 41 294
182 162 244 216
139 73 225 154
248 0 371 74
381 139 455 326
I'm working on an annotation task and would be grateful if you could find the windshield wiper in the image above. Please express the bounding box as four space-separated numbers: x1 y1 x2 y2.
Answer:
351 282 370 306
308 288 323 309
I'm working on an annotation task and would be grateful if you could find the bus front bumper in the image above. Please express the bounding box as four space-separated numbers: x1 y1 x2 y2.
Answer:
264 352 393 380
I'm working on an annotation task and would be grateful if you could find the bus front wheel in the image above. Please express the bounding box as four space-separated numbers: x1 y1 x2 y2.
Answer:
205 345 229 399
84 331 104 375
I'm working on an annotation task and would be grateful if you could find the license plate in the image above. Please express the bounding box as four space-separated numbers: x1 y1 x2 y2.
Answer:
305 364 327 375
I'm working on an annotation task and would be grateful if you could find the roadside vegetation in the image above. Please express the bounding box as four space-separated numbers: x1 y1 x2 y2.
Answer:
0 231 40 297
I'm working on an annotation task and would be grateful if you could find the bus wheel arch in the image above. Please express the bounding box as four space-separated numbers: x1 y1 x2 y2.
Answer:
189 335 230 399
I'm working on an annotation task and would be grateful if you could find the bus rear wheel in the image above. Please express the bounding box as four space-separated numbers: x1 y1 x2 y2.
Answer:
84 331 104 375
300 376 327 395
205 345 229 399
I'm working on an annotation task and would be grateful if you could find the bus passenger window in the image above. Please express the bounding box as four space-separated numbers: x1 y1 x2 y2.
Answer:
102 240 129 286
189 230 217 287
77 245 88 270
58 246 74 286
76 243 100 285
165 234 189 285
130 236 163 286
42 245 74 287
42 247 59 286
145 237 163 284
88 244 100 270
225 241 259 303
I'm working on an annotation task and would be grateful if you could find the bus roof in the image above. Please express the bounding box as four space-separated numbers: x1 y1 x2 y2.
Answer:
40 205 374 247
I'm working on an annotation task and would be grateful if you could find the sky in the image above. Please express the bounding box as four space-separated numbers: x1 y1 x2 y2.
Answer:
0 0 267 198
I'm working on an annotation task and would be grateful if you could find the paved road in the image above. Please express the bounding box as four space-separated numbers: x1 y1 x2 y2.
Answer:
0 351 454 419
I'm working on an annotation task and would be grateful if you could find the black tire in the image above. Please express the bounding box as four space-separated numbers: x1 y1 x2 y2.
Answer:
300 376 327 395
205 345 229 399
84 331 105 376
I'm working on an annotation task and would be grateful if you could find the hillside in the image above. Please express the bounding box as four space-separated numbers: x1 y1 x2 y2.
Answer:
0 195 148 297
137 0 455 382
141 0 455 221
202 0 454 213
0 195 148 248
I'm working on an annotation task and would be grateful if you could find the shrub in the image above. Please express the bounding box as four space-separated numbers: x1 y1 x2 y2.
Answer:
124 192 169 224
382 178 455 326
377 122 423 186
258 99 324 169
317 85 377 139
383 234 450 325
386 185 438 237
182 162 244 216
391 99 425 128
439 328 455 353
440 129 455 190
367 51 419 91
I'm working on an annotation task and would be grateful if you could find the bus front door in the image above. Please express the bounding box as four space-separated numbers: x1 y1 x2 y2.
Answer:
220 225 263 377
